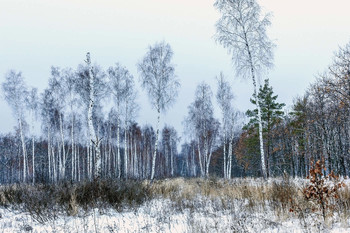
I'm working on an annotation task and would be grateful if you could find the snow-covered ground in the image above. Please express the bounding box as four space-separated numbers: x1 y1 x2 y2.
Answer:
0 198 349 232
0 178 349 232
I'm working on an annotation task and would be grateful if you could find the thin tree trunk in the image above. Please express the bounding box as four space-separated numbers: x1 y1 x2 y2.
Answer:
71 114 75 181
124 126 128 179
170 137 174 177
59 113 66 179
134 139 138 178
197 141 204 177
204 138 209 177
245 37 267 179
151 108 160 180
223 137 227 179
19 118 27 183
117 103 121 179
48 127 51 182
251 67 267 179
52 146 56 182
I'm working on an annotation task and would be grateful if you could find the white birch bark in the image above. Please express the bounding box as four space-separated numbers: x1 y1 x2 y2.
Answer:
170 136 174 177
59 113 66 179
255 82 267 179
31 110 35 184
52 146 56 182
71 115 75 181
150 108 160 180
19 118 27 182
134 139 138 178
215 0 274 180
86 53 102 179
48 127 51 182
223 134 227 179
197 141 204 177
117 104 121 178
228 136 233 179
124 125 128 179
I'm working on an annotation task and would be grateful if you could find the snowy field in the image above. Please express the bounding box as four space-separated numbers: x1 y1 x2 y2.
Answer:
0 178 349 232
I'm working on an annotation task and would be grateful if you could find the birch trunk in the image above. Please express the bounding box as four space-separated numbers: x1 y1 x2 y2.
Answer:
48 127 51 182
71 114 75 181
223 136 227 179
170 137 174 177
204 139 209 177
52 146 56 182
150 108 160 180
228 136 233 179
124 126 128 179
30 108 35 184
197 141 204 177
244 34 267 179
19 118 27 183
117 103 121 179
134 139 138 178
124 100 129 179
59 113 66 179
192 146 196 176
86 53 101 179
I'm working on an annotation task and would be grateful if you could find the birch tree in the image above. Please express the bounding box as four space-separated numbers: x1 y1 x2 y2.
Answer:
108 63 138 179
2 71 29 182
245 79 285 176
122 84 138 179
161 125 179 177
216 72 234 178
61 68 80 181
185 82 219 177
215 0 275 179
41 89 57 182
25 87 39 184
138 42 180 180
76 53 106 179
108 63 129 178
48 67 67 180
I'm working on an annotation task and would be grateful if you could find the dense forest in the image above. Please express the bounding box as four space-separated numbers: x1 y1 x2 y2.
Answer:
1 0 350 184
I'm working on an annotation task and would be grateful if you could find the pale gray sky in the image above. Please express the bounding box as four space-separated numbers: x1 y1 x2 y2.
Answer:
1 0 350 135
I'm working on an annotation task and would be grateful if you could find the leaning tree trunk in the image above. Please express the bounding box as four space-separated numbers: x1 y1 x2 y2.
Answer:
197 141 204 177
150 108 160 180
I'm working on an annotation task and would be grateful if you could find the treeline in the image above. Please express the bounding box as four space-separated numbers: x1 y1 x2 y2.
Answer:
0 124 180 183
0 42 184 184
236 42 350 178
1 40 350 183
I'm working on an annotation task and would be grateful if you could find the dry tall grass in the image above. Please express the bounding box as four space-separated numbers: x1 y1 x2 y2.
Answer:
0 177 349 226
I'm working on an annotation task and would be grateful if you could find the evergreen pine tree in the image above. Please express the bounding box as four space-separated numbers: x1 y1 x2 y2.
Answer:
244 79 285 176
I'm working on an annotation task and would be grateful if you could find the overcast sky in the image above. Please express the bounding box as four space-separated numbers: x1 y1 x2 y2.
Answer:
1 0 350 136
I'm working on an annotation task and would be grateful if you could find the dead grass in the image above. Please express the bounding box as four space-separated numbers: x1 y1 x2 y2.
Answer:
147 177 348 225
0 177 348 227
